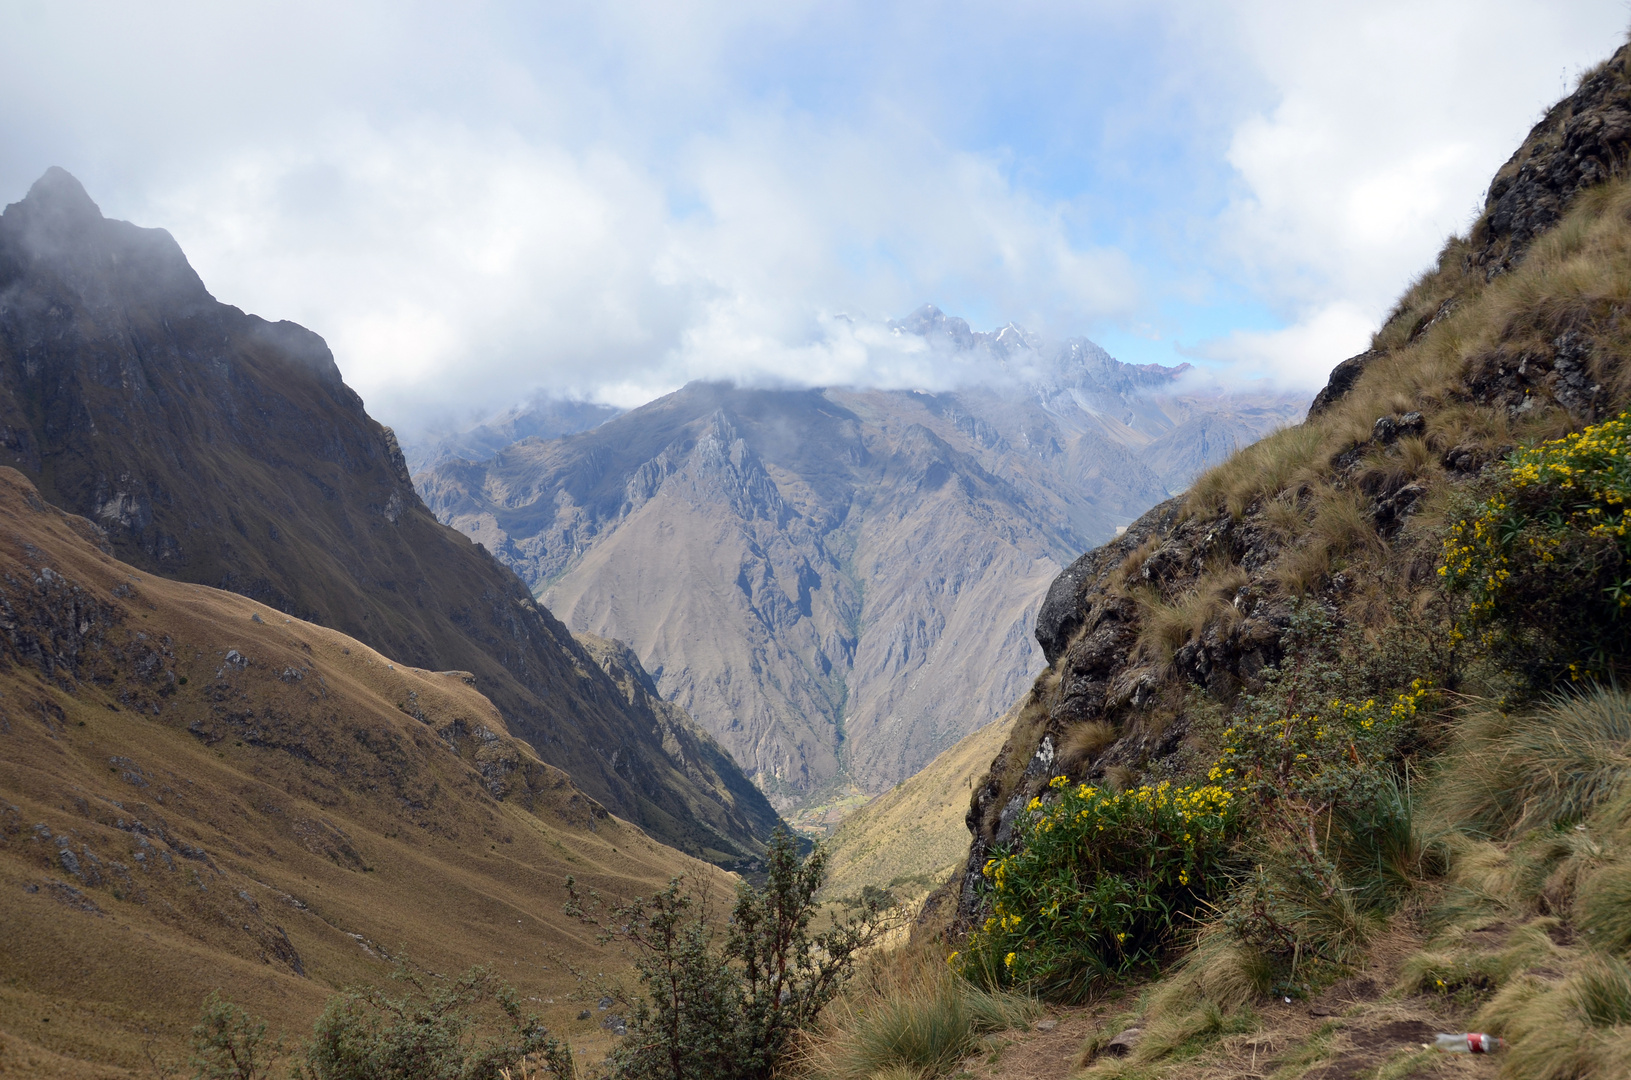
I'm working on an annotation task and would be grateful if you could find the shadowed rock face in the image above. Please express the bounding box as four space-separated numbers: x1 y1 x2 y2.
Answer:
0 168 778 864
417 330 1303 810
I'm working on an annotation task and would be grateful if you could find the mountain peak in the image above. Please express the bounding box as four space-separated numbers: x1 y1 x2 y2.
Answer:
5 167 104 237
26 166 101 216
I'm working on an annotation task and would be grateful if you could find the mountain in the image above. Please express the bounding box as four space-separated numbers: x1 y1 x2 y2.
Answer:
953 40 1631 928
0 466 724 1075
416 323 1303 810
0 168 779 865
401 397 623 474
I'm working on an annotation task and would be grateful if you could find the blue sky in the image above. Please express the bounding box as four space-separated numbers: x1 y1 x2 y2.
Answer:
1 1 1625 433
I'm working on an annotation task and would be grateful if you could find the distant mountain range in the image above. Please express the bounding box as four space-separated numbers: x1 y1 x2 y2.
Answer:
0 168 779 865
413 309 1304 812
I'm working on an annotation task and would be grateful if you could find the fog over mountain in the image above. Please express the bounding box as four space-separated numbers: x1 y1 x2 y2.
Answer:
414 310 1304 812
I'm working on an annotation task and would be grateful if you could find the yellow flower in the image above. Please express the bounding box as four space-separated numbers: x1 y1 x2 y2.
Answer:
1005 952 1016 969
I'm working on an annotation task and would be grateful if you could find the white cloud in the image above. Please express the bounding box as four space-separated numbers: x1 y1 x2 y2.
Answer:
1191 302 1376 385
147 109 1137 427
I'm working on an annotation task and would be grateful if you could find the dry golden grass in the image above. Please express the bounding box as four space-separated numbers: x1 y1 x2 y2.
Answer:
1058 721 1120 772
820 706 1016 905
0 468 726 1077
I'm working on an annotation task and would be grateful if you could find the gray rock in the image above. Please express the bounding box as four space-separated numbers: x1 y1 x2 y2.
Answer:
1104 1027 1142 1057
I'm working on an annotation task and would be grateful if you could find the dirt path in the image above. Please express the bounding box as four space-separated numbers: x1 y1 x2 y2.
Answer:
961 933 1503 1079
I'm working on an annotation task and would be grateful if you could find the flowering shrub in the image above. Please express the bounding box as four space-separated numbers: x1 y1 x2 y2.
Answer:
957 777 1241 997
1441 414 1631 686
1215 686 1429 962
1216 683 1427 812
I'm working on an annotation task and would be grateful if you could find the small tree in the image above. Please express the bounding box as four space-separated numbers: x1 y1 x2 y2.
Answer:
293 965 574 1080
189 991 281 1080
568 826 886 1080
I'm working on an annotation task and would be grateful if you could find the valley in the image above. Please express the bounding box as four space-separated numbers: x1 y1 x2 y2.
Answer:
415 318 1302 811
4 18 1631 1080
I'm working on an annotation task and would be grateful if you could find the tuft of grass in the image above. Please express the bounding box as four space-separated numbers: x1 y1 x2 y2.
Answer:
1077 933 1265 1075
1477 955 1631 1080
1131 561 1248 667
1430 688 1631 841
1058 721 1120 771
1577 860 1631 952
809 957 1038 1080
1398 919 1563 997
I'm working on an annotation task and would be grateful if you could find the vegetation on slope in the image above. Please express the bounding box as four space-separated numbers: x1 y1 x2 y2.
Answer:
0 466 729 1077
893 36 1631 1080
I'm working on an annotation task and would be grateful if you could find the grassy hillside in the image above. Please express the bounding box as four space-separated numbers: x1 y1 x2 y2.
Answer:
819 707 1015 906
0 467 730 1078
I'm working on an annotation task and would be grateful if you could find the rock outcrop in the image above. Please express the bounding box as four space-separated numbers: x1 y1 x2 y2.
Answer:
954 40 1631 930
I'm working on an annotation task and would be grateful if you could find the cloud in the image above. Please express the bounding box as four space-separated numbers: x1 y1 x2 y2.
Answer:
145 108 1138 426
1188 302 1376 385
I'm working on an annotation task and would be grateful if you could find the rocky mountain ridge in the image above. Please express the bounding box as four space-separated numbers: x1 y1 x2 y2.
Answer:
0 168 779 864
417 323 1303 811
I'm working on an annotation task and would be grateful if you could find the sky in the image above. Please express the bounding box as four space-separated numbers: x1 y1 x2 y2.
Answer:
1 1 1626 435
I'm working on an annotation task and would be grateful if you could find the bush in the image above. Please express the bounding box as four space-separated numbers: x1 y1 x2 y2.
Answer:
1441 414 1631 688
190 992 282 1080
568 826 886 1080
956 777 1241 998
1214 687 1429 972
292 966 573 1080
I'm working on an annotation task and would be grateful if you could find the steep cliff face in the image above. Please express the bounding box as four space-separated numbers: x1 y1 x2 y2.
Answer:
955 43 1631 927
418 347 1302 808
0 168 777 864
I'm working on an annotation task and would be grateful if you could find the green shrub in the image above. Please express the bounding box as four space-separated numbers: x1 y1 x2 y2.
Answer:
568 826 886 1080
1214 687 1429 971
1441 414 1631 689
957 777 1241 998
189 992 282 1080
292 966 573 1080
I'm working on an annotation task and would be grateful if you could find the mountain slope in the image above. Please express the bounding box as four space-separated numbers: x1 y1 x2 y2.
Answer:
955 40 1631 928
0 466 724 1077
819 703 1016 904
0 168 778 864
417 343 1302 808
